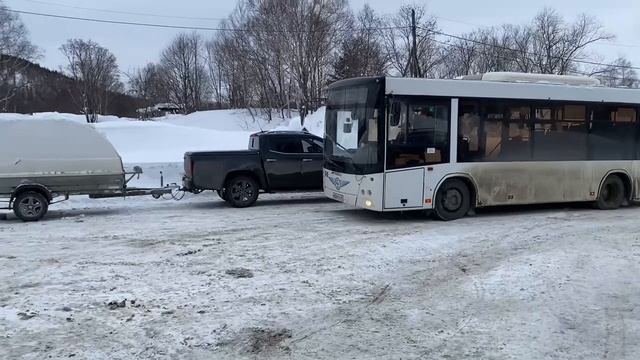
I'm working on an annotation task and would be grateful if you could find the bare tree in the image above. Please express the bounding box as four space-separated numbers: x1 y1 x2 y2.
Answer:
204 40 226 109
208 0 350 124
0 2 38 111
127 63 166 116
594 57 639 88
160 33 209 114
528 8 613 75
383 4 441 77
331 5 387 81
439 8 617 78
60 39 121 123
280 0 351 123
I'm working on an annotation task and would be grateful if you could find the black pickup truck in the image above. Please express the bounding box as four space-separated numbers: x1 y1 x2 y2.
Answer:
182 131 324 207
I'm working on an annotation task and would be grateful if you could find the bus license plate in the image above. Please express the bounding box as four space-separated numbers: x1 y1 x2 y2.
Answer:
332 192 345 202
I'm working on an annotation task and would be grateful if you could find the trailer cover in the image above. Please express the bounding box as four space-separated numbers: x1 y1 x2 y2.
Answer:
0 119 125 194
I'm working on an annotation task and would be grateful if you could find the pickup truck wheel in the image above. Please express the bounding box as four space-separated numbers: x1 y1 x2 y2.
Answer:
226 176 259 208
13 191 49 222
217 189 228 202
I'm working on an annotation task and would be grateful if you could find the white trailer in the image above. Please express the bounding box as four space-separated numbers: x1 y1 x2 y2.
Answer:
0 119 172 221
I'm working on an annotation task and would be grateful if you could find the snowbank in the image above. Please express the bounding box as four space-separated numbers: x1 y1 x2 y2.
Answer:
275 106 325 137
95 121 252 164
0 112 125 123
1 108 325 164
159 109 291 132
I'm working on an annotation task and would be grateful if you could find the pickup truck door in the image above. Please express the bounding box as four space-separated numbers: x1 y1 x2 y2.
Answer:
300 137 324 190
263 135 305 190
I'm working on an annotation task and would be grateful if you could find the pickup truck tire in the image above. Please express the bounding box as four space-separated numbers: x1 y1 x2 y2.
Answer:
225 175 259 208
13 191 49 222
217 189 228 202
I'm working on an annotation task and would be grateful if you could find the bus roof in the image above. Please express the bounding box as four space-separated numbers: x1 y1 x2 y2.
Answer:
385 76 640 105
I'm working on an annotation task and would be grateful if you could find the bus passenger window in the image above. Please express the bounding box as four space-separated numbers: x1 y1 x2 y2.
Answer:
533 105 587 161
458 101 481 162
590 106 636 160
484 121 503 160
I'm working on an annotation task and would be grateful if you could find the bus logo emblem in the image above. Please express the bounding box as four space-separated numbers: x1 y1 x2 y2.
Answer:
328 175 350 190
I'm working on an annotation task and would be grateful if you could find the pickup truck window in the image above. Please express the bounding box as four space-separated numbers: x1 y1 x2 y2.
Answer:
269 136 303 153
302 138 323 153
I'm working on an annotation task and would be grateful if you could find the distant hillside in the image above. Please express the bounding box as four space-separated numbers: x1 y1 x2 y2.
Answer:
0 55 142 118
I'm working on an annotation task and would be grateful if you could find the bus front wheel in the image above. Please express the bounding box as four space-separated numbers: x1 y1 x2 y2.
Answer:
596 175 625 210
434 179 471 221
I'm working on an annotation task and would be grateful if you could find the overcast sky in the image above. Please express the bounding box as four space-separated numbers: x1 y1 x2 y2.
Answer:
5 0 640 74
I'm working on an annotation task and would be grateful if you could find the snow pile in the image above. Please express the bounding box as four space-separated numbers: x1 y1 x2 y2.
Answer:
1 108 325 164
95 121 252 164
0 112 125 123
159 109 291 132
276 106 325 137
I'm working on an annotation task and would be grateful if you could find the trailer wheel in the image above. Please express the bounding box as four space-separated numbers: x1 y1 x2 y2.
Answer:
434 179 471 221
225 175 259 208
596 175 625 210
13 191 49 222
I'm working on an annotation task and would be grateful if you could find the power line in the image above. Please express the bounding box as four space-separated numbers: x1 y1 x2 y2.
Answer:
9 7 639 74
20 0 227 22
9 8 408 34
597 41 640 50
427 27 640 71
10 9 233 31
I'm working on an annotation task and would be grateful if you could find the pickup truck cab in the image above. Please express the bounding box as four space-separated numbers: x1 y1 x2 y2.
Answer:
182 131 324 207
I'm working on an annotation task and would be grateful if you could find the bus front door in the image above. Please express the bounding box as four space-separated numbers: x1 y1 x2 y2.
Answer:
383 168 425 209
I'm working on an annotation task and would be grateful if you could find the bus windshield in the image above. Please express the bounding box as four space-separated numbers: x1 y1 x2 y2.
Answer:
324 79 384 174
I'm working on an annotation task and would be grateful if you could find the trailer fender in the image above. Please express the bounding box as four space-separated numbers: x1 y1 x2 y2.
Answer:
11 182 53 205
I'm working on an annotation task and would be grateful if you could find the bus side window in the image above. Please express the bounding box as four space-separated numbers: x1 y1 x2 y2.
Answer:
458 101 481 162
590 106 636 160
387 101 405 142
484 121 503 160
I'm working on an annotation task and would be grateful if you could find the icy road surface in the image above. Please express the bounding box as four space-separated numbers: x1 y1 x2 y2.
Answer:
2 182 640 358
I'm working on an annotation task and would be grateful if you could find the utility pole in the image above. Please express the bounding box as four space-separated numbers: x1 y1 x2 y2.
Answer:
410 8 422 78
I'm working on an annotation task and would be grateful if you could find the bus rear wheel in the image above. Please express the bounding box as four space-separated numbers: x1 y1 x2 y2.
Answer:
434 179 471 221
596 175 625 210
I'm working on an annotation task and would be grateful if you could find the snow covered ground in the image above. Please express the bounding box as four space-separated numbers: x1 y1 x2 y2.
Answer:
2 174 640 359
2 110 640 359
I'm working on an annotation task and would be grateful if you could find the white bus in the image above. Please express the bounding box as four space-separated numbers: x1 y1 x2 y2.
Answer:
323 73 640 220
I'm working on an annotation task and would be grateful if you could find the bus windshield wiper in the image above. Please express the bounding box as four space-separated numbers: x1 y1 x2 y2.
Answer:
325 135 361 173
325 134 348 152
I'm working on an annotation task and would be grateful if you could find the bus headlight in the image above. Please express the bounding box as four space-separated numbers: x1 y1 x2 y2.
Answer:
365 199 374 208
